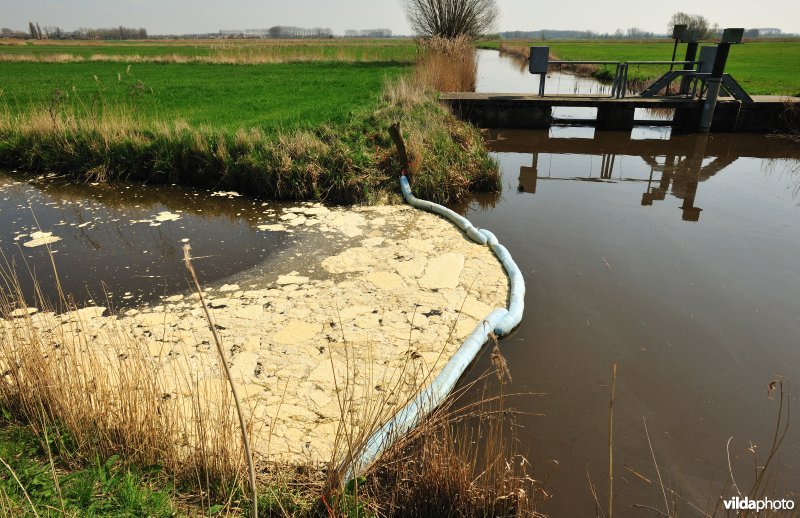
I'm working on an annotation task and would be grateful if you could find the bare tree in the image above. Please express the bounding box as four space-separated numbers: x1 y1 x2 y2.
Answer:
668 12 711 38
42 26 64 39
402 0 499 39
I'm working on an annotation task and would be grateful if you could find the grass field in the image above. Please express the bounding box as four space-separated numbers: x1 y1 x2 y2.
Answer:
0 38 419 64
0 39 498 205
0 61 408 130
481 40 800 95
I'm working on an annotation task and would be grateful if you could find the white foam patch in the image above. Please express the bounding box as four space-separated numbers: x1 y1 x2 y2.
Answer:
23 231 61 248
257 224 288 232
154 211 180 222
130 211 181 226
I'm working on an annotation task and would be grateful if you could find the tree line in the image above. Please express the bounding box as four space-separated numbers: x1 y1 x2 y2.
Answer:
267 26 332 39
499 29 666 40
3 22 148 40
217 26 333 38
344 29 393 38
400 1 790 41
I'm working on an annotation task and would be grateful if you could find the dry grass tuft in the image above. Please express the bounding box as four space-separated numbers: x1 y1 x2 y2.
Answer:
780 98 800 141
382 75 430 110
377 72 499 203
361 371 548 517
415 36 477 92
0 40 417 65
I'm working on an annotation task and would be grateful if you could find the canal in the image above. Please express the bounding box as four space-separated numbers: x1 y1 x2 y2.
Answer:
456 49 800 514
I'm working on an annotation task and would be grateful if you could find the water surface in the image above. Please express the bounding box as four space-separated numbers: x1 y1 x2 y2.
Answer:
0 173 292 309
460 50 800 515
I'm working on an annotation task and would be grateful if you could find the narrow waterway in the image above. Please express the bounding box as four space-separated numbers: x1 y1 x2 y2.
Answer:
458 50 800 515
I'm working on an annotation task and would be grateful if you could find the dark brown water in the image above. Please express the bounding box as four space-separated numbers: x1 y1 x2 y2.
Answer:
458 50 800 515
0 172 298 309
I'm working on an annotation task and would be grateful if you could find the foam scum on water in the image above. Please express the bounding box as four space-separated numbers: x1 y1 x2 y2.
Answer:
2 203 508 465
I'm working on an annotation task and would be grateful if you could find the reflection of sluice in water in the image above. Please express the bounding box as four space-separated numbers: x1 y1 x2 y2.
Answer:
515 137 709 221
517 154 538 194
638 137 736 221
640 155 705 222
489 129 800 159
639 136 731 221
498 130 800 222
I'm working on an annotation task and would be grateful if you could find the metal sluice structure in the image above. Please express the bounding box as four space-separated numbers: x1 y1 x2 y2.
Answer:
528 27 751 131
530 26 749 100
442 26 797 134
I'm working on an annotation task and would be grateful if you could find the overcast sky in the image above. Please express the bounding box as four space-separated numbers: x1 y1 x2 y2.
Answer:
5 0 800 35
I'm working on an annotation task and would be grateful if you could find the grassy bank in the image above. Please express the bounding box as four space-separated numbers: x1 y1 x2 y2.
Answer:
482 40 800 95
0 42 498 205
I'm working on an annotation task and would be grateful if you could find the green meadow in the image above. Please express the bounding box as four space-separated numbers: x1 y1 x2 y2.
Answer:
0 61 409 130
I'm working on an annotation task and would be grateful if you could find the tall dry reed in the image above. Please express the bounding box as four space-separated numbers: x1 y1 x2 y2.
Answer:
0 261 248 503
360 359 548 517
415 36 477 92
0 40 416 65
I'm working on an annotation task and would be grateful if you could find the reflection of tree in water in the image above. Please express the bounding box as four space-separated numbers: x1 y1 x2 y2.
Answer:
155 227 178 260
